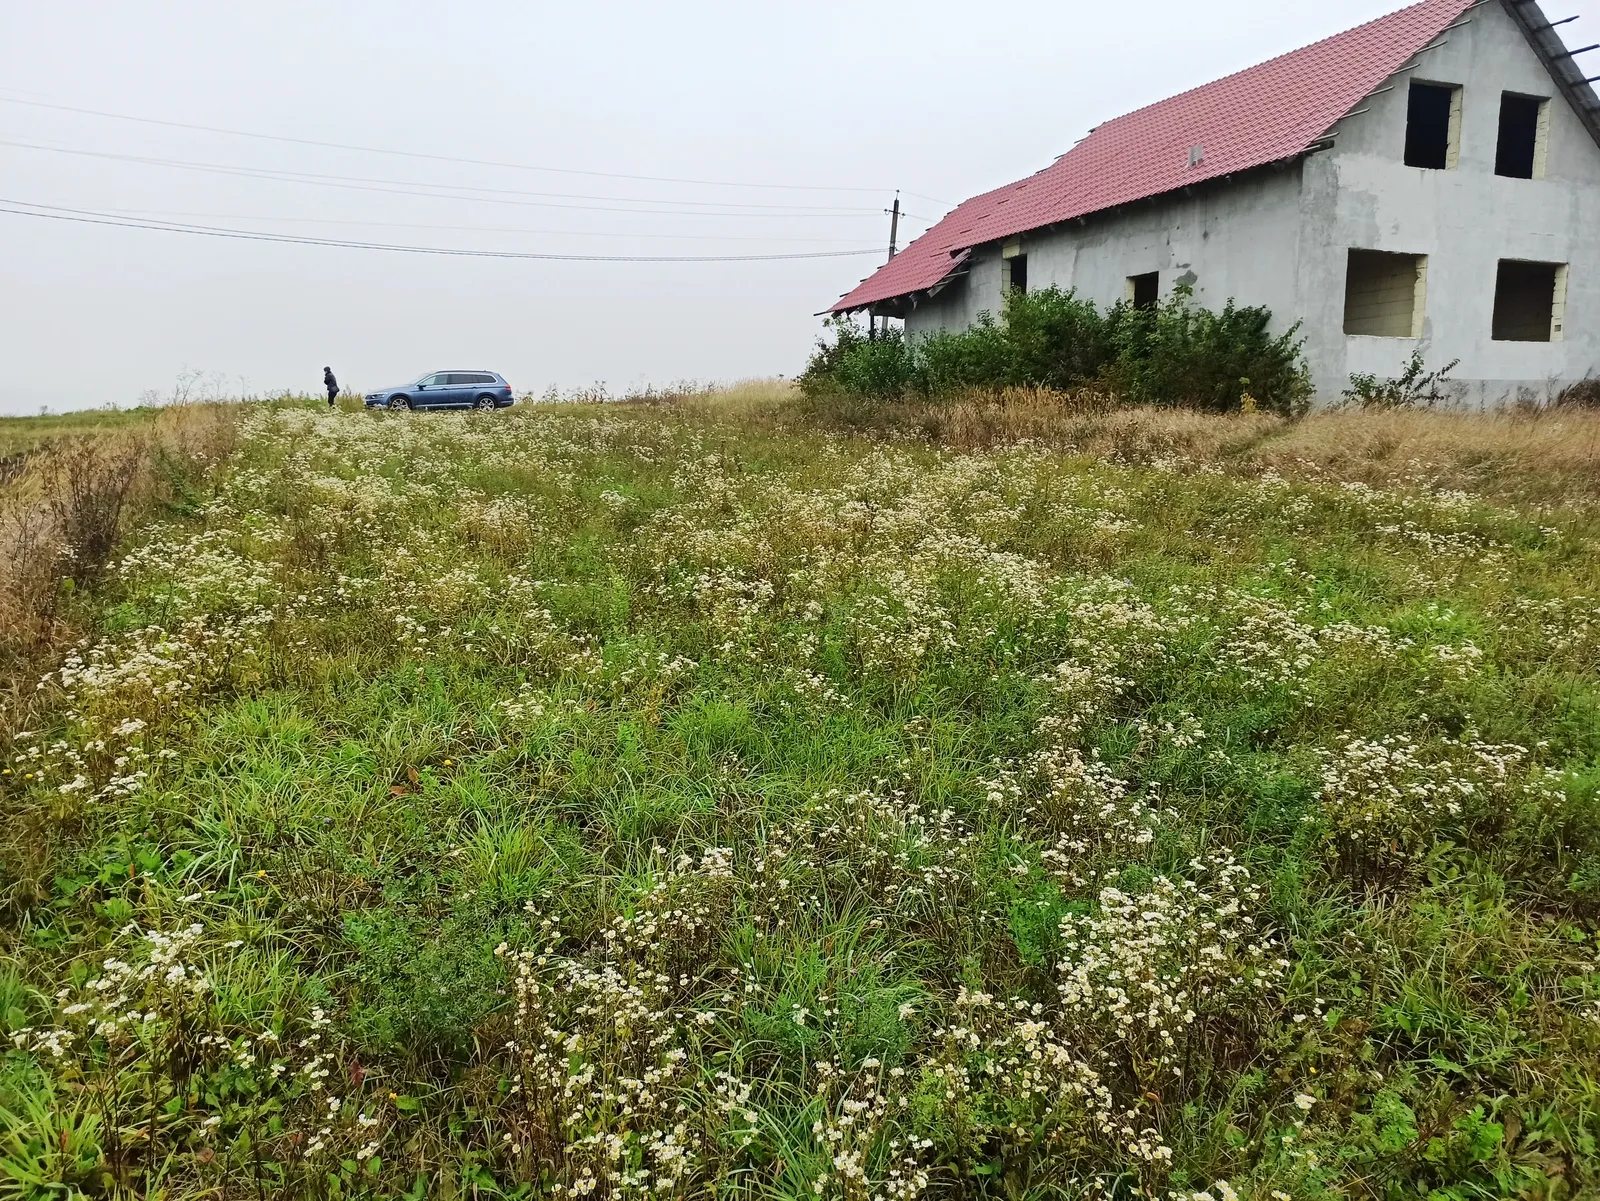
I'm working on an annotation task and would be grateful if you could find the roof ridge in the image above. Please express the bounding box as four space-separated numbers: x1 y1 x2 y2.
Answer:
1087 0 1466 137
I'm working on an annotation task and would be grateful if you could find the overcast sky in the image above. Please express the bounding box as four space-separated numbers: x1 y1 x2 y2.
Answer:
1 0 1567 413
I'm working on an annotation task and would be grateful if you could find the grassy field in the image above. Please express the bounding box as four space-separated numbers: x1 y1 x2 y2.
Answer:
4 391 1600 1199
0 409 166 461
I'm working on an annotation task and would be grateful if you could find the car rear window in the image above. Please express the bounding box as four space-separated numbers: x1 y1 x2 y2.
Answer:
469 373 497 384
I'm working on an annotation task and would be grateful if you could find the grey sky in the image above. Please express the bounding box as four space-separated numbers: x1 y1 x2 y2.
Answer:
0 0 1533 413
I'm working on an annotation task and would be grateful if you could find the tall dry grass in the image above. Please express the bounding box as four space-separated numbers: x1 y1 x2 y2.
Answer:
716 380 1600 510
845 387 1284 460
0 403 238 725
1256 407 1600 506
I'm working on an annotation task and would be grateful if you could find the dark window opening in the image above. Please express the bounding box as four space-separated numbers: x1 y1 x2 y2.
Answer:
1492 260 1562 342
1495 94 1546 179
1344 250 1426 338
1405 82 1459 169
1006 254 1028 295
1129 272 1159 310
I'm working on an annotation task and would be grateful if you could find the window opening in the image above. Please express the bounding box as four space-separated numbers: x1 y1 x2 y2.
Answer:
1496 94 1549 179
1405 82 1461 170
1344 250 1427 337
1005 252 1028 295
1492 260 1565 342
1128 272 1160 310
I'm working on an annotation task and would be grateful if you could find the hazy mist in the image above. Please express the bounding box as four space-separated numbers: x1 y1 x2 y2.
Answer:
0 0 1514 414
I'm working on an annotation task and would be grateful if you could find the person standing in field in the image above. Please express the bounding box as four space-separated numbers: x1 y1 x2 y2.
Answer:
324 366 339 407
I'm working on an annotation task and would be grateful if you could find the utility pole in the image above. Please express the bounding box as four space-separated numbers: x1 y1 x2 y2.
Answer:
876 191 901 338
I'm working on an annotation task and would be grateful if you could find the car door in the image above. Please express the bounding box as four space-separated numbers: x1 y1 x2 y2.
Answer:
440 373 475 408
411 373 446 407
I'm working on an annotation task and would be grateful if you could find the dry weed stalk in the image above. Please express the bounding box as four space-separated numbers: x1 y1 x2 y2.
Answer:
0 402 238 736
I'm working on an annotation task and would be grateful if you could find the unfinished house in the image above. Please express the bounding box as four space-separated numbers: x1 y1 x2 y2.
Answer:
828 0 1600 405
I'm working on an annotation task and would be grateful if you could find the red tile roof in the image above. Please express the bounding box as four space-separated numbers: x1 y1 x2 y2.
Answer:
829 0 1478 314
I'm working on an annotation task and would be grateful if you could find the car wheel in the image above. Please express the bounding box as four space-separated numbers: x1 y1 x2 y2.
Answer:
387 395 412 411
474 394 497 412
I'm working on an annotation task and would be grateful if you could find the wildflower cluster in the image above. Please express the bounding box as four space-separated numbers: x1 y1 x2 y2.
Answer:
1315 734 1556 879
12 920 387 1183
984 744 1161 890
1055 853 1287 1089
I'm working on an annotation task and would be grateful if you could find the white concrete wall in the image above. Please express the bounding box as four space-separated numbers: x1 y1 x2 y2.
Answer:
906 169 1306 340
904 0 1600 405
1026 169 1308 321
904 249 1004 335
1297 0 1600 404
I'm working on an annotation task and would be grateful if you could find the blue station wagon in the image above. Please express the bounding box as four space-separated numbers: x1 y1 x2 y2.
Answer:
365 371 515 411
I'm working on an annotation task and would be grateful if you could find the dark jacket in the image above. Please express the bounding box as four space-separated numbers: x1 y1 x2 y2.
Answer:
324 369 338 392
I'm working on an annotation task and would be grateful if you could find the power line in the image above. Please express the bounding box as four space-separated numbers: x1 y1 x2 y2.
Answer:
0 95 889 194
88 207 871 244
0 140 885 217
0 199 883 262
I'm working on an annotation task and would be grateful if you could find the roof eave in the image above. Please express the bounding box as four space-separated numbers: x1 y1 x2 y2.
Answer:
823 250 972 316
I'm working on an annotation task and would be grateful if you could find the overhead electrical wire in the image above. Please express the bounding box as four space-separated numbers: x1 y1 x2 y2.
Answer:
88 207 873 244
0 140 885 217
0 199 884 262
0 94 943 262
901 191 956 209
0 95 890 194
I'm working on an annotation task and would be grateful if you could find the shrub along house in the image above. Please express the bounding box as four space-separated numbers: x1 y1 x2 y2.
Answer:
828 0 1600 405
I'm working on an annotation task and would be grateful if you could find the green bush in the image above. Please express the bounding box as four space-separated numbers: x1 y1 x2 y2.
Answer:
1001 286 1116 390
1107 285 1312 413
1342 349 1461 410
802 284 1311 414
798 316 866 393
800 317 916 401
914 314 1016 396
836 330 917 401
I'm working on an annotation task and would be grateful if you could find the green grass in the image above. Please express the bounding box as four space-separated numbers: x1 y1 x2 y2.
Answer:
0 407 161 458
3 397 1600 1200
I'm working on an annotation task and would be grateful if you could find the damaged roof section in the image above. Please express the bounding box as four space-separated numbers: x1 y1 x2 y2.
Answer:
829 0 1484 315
1503 0 1600 149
